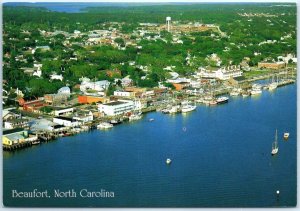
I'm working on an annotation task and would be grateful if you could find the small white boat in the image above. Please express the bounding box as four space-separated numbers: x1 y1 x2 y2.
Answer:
166 158 172 165
268 82 278 91
149 118 154 122
216 96 229 104
31 140 40 145
271 129 279 156
97 122 113 130
168 105 181 114
129 112 143 121
230 88 241 96
242 91 250 97
284 132 289 139
181 101 196 113
251 84 262 95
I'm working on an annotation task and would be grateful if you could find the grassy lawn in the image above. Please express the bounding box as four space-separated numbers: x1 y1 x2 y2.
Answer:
244 69 271 78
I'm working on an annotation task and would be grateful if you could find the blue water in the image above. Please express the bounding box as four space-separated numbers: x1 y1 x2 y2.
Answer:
3 84 297 207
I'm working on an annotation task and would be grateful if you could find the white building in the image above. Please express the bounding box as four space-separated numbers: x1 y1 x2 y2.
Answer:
53 107 74 116
73 111 93 123
167 77 190 84
98 100 135 116
197 66 242 80
50 74 63 81
114 91 135 97
278 54 297 64
80 80 110 92
53 116 80 127
215 67 242 80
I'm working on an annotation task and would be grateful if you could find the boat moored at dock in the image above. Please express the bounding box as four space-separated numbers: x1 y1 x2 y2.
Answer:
129 112 143 121
216 96 229 104
97 122 114 130
181 101 196 113
251 84 262 96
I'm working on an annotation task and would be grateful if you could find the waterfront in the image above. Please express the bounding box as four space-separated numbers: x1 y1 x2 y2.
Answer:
3 83 296 207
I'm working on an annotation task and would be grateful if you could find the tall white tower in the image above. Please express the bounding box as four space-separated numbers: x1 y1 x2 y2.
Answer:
166 17 171 32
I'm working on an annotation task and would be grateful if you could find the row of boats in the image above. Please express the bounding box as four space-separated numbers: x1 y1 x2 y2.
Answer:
96 112 149 130
230 82 278 97
162 97 229 114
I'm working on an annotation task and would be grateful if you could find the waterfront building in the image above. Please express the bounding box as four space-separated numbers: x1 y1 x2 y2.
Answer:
53 116 81 127
53 107 74 116
30 118 69 133
4 118 29 129
215 66 243 80
197 66 242 80
98 100 135 116
73 111 94 123
2 128 37 146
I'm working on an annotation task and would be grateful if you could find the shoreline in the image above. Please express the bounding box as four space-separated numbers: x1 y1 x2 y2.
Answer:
3 79 296 152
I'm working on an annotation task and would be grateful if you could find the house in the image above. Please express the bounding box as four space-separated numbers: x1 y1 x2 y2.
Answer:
2 108 20 121
53 116 80 127
258 62 285 70
98 100 135 116
50 74 63 81
32 46 50 54
277 54 297 64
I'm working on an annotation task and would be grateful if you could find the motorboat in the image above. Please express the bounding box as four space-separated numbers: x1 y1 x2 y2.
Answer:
97 122 113 129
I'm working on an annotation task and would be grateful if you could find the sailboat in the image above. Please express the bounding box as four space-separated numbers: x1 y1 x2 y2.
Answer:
268 75 278 91
271 129 279 156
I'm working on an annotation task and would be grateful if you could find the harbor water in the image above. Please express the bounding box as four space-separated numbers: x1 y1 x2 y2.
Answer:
3 84 296 207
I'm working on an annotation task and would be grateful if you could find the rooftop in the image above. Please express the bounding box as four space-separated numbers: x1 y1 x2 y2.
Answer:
3 128 24 135
53 116 76 122
104 101 127 106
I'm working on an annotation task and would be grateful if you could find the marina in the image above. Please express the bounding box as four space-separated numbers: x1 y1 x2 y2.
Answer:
3 83 296 207
2 78 296 152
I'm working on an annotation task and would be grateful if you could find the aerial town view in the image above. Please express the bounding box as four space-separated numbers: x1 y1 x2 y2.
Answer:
2 1 297 207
